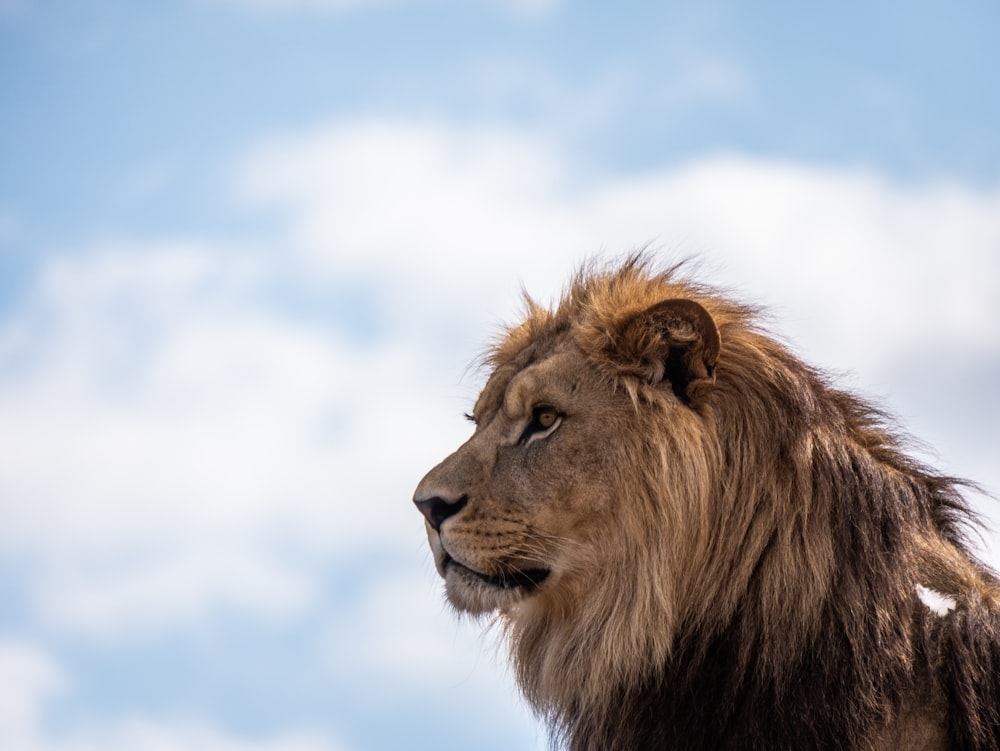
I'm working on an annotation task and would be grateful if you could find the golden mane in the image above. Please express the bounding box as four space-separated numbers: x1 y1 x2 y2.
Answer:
415 255 1000 750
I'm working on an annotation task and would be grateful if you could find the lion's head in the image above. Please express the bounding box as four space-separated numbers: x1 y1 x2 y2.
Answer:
414 258 755 705
413 255 1000 750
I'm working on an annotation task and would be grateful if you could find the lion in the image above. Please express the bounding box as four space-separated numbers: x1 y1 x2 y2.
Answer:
413 255 1000 750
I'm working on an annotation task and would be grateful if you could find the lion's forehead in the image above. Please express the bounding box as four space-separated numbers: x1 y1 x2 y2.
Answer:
474 339 585 423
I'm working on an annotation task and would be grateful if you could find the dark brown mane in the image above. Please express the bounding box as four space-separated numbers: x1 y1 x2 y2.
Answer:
566 322 997 749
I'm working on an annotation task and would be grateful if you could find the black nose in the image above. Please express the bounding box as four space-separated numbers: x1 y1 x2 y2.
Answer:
413 493 468 532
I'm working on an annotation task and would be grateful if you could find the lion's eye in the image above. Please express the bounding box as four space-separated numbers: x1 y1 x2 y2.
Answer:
520 405 562 445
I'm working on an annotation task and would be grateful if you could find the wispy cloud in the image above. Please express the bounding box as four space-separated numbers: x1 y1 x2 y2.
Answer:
0 638 346 751
239 119 1000 373
0 239 464 636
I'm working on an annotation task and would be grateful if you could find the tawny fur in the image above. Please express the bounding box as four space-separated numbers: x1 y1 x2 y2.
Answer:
414 255 1000 750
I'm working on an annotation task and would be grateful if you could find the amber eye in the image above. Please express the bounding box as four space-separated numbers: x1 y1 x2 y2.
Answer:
536 408 558 430
520 405 562 444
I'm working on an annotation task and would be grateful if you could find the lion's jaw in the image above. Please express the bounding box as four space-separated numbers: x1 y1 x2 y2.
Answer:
419 504 557 615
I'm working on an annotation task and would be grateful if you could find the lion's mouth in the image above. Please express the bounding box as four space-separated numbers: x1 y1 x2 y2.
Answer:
443 553 550 591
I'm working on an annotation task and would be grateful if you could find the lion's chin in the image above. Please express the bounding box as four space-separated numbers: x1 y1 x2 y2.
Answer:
442 554 550 614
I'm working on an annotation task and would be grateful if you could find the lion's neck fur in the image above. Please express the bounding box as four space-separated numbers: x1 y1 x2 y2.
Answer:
501 310 996 750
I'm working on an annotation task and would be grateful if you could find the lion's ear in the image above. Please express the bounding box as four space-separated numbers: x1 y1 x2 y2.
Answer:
613 299 721 403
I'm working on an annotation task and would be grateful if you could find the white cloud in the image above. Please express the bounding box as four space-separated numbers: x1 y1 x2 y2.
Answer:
35 547 314 637
327 566 502 682
587 157 1000 371
239 119 1000 372
79 723 340 751
0 638 345 751
0 240 469 636
324 566 546 748
0 639 65 750
238 121 585 287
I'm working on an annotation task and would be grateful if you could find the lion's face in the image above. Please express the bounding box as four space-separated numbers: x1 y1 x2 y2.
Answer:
414 337 632 615
414 277 722 626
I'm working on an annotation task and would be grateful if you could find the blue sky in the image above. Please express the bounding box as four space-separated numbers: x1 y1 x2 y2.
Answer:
1 2 998 750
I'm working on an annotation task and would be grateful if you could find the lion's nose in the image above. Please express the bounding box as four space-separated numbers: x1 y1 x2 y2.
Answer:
413 492 468 532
